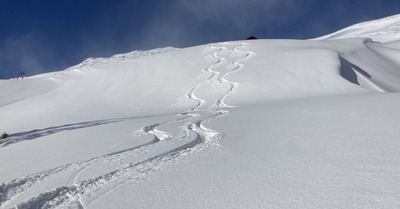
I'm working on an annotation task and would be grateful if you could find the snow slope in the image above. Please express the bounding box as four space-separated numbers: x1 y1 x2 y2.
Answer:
1 15 400 209
316 14 400 43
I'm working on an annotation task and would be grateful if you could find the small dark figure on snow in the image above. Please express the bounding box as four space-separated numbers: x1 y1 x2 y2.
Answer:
19 72 25 79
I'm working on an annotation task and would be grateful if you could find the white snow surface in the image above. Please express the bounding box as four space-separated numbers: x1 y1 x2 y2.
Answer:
1 16 400 209
315 14 400 43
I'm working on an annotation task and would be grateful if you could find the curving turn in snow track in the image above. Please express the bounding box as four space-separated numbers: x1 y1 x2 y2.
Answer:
0 42 253 209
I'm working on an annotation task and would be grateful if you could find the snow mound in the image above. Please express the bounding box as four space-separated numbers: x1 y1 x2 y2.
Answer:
315 14 400 43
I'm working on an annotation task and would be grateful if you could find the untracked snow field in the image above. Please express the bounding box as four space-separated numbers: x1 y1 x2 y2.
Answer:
1 15 400 209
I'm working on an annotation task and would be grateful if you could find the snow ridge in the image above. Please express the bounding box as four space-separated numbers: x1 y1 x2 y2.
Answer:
73 47 177 70
29 47 177 79
0 42 254 208
315 14 400 43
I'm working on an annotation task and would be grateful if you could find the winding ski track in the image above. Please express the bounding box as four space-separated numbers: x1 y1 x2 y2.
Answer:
0 42 254 209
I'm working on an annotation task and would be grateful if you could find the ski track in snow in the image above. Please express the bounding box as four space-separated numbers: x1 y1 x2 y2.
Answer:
0 42 253 209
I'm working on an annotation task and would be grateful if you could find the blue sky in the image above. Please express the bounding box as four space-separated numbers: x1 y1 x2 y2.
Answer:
1 0 400 79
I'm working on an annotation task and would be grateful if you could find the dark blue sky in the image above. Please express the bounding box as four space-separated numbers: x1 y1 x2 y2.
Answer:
1 0 400 79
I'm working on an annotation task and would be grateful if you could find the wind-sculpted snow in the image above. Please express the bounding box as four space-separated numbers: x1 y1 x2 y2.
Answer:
27 47 177 79
0 42 253 208
1 17 400 208
316 14 400 43
72 47 177 70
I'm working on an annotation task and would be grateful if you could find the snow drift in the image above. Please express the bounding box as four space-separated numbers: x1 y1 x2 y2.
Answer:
1 15 400 209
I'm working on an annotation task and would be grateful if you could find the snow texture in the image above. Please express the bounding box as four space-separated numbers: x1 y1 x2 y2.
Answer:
315 14 400 43
1 14 400 209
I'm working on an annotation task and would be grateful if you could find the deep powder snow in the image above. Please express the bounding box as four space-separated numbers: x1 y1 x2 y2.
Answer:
1 15 400 209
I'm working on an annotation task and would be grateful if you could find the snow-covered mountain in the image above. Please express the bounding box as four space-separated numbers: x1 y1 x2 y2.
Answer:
1 15 400 209
315 14 400 43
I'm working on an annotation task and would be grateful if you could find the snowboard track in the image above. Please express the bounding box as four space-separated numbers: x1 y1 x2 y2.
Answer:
0 42 254 209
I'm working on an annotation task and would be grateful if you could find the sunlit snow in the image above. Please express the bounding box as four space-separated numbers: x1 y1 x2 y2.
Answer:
1 14 400 209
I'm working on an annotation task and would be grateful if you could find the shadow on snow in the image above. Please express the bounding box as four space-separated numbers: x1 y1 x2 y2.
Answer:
0 114 173 147
339 56 371 85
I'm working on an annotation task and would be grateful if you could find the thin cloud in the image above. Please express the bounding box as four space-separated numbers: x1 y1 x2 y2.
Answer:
177 0 306 32
0 34 52 78
141 0 307 47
